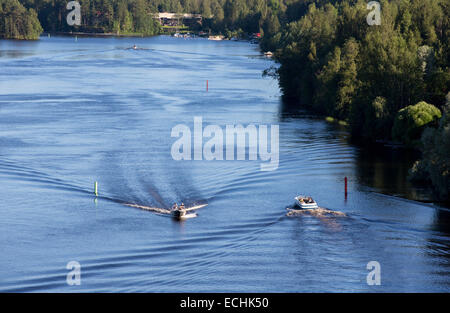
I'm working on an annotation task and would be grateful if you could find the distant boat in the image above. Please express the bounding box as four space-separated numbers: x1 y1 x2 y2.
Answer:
294 196 319 209
264 51 273 57
208 35 224 41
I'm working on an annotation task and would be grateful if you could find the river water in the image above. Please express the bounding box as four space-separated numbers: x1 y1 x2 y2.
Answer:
0 36 448 292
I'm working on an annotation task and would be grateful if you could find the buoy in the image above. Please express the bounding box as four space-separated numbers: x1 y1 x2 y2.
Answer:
344 177 348 197
94 181 98 197
206 80 208 92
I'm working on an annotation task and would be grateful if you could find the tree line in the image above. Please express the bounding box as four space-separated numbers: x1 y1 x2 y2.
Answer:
262 0 449 200
0 0 42 39
0 0 289 38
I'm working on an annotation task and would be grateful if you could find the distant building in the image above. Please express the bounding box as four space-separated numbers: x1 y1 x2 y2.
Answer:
153 12 202 27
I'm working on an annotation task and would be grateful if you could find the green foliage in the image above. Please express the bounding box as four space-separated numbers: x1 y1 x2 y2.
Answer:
363 96 391 140
3 0 285 38
392 101 441 146
410 94 450 199
0 0 43 39
316 37 360 119
267 0 449 142
260 0 448 199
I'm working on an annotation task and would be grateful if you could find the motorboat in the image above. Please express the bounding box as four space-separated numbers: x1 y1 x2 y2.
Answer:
171 203 207 220
294 196 318 209
208 35 224 41
124 202 207 220
172 208 197 220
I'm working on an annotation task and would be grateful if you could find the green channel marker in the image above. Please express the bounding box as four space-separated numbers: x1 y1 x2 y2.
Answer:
94 181 98 197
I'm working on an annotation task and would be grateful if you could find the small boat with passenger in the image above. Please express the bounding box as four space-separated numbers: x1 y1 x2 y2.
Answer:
294 195 319 209
171 202 206 220
124 201 207 220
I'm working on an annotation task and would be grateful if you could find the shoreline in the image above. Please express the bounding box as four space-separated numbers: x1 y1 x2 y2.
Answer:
25 31 259 42
44 31 152 38
3 31 261 45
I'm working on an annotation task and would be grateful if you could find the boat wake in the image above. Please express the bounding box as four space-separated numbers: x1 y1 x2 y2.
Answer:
123 203 171 215
286 207 346 217
286 207 347 231
123 202 208 217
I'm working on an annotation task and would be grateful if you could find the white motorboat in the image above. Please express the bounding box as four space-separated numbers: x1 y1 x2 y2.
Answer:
208 35 224 41
172 210 197 220
171 203 207 220
294 196 318 209
125 202 206 220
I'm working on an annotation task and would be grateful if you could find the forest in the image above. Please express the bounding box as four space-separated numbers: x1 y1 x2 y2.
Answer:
261 0 449 199
0 0 42 39
0 0 286 37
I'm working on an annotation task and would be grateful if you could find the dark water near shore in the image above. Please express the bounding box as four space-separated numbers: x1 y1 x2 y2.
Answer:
0 36 449 292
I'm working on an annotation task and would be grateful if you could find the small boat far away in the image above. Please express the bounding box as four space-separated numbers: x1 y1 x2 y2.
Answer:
208 35 224 41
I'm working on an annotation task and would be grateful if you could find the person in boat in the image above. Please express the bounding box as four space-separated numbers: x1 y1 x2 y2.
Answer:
179 203 186 216
172 203 187 218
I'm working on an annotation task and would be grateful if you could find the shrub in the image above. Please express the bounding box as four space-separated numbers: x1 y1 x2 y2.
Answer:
392 101 441 146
